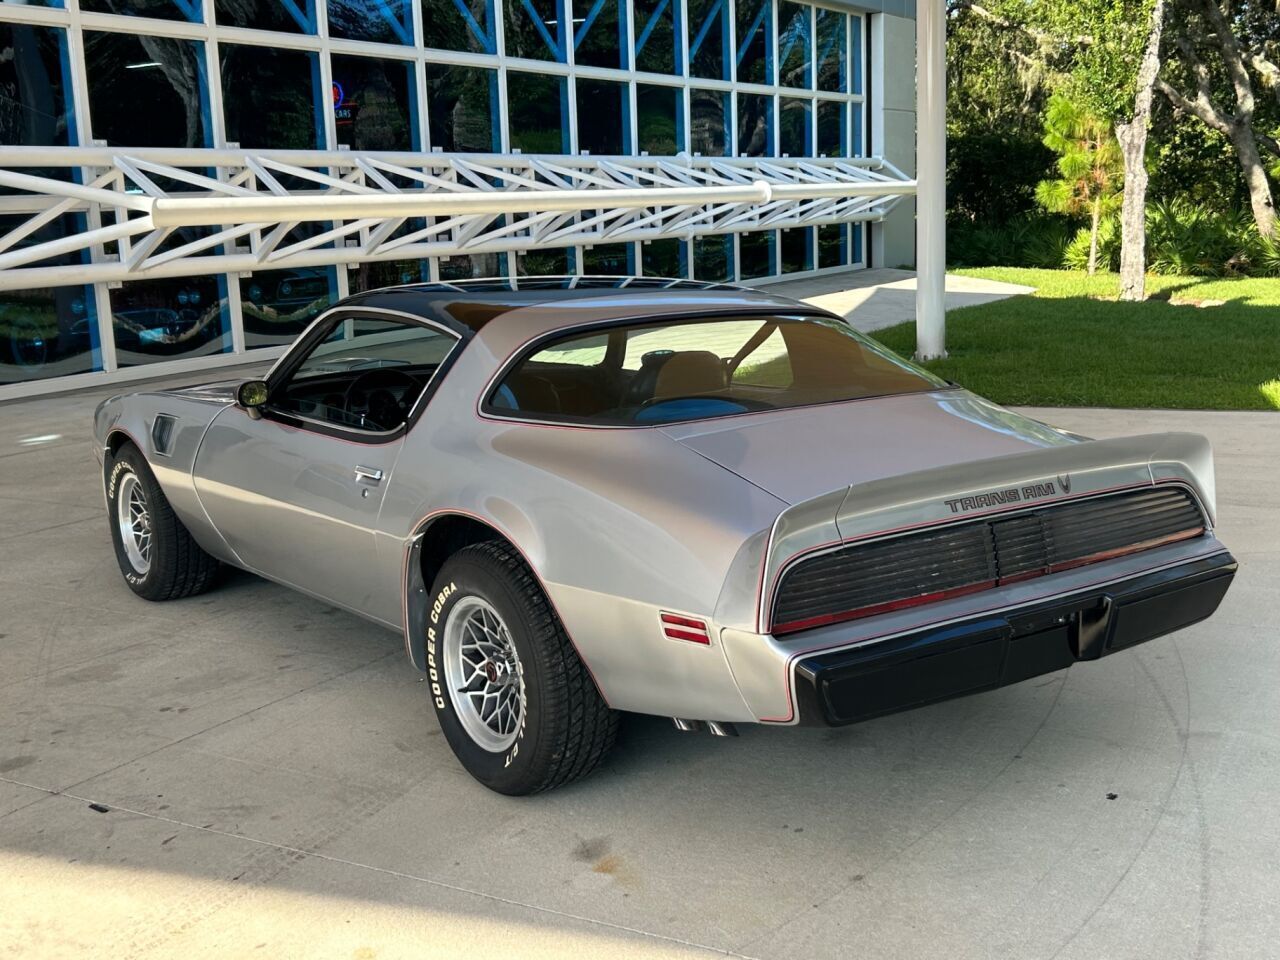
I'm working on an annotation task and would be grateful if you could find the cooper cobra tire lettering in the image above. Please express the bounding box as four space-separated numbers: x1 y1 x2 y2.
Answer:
427 584 454 710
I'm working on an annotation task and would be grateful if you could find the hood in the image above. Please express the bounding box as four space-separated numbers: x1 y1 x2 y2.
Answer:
659 389 1080 505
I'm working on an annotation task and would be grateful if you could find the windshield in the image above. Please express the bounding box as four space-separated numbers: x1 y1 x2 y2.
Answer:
486 314 948 425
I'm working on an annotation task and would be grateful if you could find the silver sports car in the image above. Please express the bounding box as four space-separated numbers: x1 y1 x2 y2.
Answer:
93 277 1238 794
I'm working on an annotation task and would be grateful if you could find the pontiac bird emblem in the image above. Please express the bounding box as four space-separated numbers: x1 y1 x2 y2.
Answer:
1057 474 1072 494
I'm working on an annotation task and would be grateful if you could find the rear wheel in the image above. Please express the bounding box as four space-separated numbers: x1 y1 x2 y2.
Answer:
427 541 618 795
105 441 220 601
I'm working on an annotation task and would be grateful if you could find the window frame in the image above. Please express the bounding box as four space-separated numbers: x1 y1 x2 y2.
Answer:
261 304 464 443
477 306 945 429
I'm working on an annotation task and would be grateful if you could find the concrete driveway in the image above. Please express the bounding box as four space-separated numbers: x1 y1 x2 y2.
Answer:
1 378 1276 960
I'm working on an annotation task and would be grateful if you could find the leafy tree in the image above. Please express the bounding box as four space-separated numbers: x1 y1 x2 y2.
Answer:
1035 95 1124 273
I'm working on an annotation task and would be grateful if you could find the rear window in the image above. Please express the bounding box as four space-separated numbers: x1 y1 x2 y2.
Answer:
486 314 947 425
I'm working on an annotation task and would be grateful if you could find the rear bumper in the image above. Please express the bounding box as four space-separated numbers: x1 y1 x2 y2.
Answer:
792 551 1237 726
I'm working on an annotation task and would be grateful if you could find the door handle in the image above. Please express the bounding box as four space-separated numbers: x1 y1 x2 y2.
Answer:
353 465 384 485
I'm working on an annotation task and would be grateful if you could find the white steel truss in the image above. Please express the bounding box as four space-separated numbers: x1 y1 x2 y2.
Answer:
0 148 913 292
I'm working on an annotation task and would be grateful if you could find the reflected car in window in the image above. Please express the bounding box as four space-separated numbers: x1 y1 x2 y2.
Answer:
93 277 1238 795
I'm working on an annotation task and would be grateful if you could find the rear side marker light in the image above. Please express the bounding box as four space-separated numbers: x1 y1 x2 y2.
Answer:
660 612 711 644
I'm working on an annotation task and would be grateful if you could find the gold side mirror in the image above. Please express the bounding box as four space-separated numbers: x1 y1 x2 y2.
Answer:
237 379 269 419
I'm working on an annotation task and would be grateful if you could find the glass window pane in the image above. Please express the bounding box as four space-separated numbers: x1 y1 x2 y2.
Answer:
815 8 845 93
504 0 566 61
240 267 337 349
216 0 314 33
778 2 810 88
332 55 416 151
110 275 231 368
694 235 732 281
816 99 845 156
780 226 811 273
85 33 210 148
851 102 863 156
573 0 625 69
1 284 100 385
636 83 681 154
851 221 864 264
0 24 74 146
582 243 634 274
329 0 411 44
641 238 687 278
850 14 862 95
736 92 772 156
779 97 810 156
687 0 728 81
422 0 495 53
221 44 321 148
426 64 498 152
80 0 201 21
350 260 429 292
735 0 772 85
690 88 728 156
739 230 775 278
817 222 846 268
576 78 628 155
516 247 573 275
633 0 677 75
507 72 568 153
439 252 506 280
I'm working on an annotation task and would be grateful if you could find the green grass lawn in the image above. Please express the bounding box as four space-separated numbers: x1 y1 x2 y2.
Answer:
869 268 1280 410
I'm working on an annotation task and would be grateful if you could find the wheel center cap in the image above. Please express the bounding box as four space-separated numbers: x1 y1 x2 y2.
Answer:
484 661 500 683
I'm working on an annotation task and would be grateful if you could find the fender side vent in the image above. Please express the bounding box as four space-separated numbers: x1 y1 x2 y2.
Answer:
151 414 176 457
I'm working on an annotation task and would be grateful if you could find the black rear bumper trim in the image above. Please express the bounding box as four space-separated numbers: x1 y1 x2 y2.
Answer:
793 552 1237 727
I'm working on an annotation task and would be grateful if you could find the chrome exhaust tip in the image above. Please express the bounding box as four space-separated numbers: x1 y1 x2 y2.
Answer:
706 720 739 737
671 717 702 733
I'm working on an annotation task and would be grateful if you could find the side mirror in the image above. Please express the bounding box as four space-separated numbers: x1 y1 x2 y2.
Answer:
237 379 269 420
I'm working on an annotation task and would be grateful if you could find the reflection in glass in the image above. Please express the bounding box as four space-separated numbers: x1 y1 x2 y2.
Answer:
85 33 209 148
350 260 429 292
504 0 564 61
781 226 811 273
687 0 728 80
735 0 772 85
851 222 864 264
636 83 681 155
422 0 494 53
816 99 845 156
215 0 314 33
221 44 321 148
80 0 201 22
736 93 772 157
633 0 677 75
329 0 411 45
507 72 567 153
241 268 337 348
641 238 687 278
815 8 845 92
576 78 629 155
817 222 847 268
332 55 416 151
516 247 573 275
739 231 775 279
778 2 810 88
694 235 732 282
779 97 810 157
439 253 506 279
574 0 625 69
851 102 864 156
0 24 74 146
425 63 498 152
690 88 729 157
110 276 231 367
0 285 99 385
582 243 634 274
850 14 863 95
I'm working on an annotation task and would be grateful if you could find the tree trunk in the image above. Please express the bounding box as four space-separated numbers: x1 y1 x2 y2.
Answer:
1088 196 1102 275
1117 0 1166 301
1230 123 1277 237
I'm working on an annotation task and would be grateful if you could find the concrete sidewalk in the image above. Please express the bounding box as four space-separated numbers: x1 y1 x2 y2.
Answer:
764 267 1035 331
1 380 1276 958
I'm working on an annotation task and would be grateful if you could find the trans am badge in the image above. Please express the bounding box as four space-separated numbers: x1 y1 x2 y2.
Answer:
944 479 1063 514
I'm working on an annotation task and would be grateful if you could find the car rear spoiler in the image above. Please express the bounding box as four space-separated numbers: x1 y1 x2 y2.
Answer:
757 432 1217 633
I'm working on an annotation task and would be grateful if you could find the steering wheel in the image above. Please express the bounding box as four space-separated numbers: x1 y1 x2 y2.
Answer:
343 368 419 430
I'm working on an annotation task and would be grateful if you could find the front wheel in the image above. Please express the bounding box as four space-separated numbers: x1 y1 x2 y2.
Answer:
426 541 618 795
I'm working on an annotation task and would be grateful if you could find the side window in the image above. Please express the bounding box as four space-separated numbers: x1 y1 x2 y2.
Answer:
272 316 458 433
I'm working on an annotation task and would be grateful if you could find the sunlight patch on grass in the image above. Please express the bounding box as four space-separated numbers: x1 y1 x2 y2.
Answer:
1260 380 1280 410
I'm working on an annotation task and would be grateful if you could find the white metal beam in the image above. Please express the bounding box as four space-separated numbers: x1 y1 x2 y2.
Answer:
914 0 947 360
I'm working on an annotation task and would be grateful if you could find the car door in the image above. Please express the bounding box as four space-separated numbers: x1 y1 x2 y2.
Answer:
192 308 460 621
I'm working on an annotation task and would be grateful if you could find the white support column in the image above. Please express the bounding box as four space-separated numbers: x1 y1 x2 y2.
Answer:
915 0 946 360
